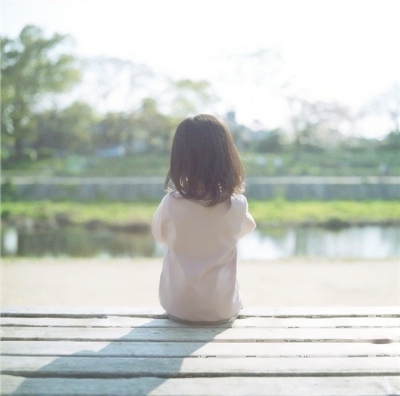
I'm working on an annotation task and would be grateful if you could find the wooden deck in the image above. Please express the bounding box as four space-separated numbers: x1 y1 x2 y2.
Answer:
1 306 399 395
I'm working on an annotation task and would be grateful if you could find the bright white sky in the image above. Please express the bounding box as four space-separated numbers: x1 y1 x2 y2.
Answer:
2 0 400 137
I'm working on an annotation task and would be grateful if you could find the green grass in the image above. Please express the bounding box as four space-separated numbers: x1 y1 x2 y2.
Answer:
1 201 158 224
2 200 399 227
248 199 400 226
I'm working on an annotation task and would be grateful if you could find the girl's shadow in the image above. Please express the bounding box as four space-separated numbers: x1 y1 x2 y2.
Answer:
11 316 231 395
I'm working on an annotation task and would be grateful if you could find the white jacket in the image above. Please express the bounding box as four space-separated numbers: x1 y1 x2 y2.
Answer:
152 191 256 323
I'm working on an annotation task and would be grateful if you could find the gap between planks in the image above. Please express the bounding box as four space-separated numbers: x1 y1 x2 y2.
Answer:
2 316 400 328
2 306 400 318
2 326 398 344
2 356 400 377
2 340 399 358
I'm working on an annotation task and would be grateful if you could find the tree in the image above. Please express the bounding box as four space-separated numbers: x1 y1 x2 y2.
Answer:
76 56 154 113
92 111 129 151
34 101 96 155
287 97 351 151
254 129 284 153
1 25 81 159
133 98 174 153
91 99 173 155
362 82 400 134
164 79 218 118
380 131 400 151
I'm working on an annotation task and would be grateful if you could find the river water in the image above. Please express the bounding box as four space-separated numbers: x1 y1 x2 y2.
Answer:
2 225 399 259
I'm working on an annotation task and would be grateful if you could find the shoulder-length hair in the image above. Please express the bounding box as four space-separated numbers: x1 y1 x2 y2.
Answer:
165 114 245 206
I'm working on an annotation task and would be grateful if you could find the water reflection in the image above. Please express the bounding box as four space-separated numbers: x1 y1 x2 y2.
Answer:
1 225 399 259
1 226 155 259
238 226 400 259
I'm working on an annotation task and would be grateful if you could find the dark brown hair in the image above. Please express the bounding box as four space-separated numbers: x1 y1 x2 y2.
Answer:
165 114 245 205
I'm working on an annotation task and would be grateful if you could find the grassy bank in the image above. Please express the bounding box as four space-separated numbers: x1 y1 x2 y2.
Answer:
2 200 400 228
248 200 400 227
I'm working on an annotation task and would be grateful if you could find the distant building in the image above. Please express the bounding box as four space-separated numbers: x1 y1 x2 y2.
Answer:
225 110 261 149
95 146 126 158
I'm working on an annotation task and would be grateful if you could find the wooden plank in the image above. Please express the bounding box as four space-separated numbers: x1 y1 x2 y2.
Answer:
2 356 400 377
0 306 167 318
2 375 399 396
2 340 399 358
2 306 400 318
241 306 400 318
2 326 398 342
2 316 400 328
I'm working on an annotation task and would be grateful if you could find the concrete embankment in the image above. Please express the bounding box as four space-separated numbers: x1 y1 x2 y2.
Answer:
2 176 400 201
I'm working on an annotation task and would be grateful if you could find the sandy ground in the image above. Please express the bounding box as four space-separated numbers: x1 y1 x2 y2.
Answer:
1 258 399 308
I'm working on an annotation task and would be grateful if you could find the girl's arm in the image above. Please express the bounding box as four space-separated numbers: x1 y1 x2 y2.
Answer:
151 194 169 244
238 197 256 238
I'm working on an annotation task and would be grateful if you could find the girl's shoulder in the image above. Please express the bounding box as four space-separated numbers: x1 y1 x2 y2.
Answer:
160 190 181 201
163 191 249 211
163 191 184 205
160 191 185 209
169 190 183 199
231 194 248 206
227 194 249 215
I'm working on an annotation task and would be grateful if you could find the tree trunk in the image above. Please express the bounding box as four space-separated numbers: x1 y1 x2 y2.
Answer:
14 135 24 159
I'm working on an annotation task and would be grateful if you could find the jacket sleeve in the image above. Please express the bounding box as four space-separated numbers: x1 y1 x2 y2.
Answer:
151 194 169 244
238 197 256 239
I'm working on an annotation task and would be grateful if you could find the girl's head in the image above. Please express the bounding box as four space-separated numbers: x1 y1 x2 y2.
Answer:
165 114 245 205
